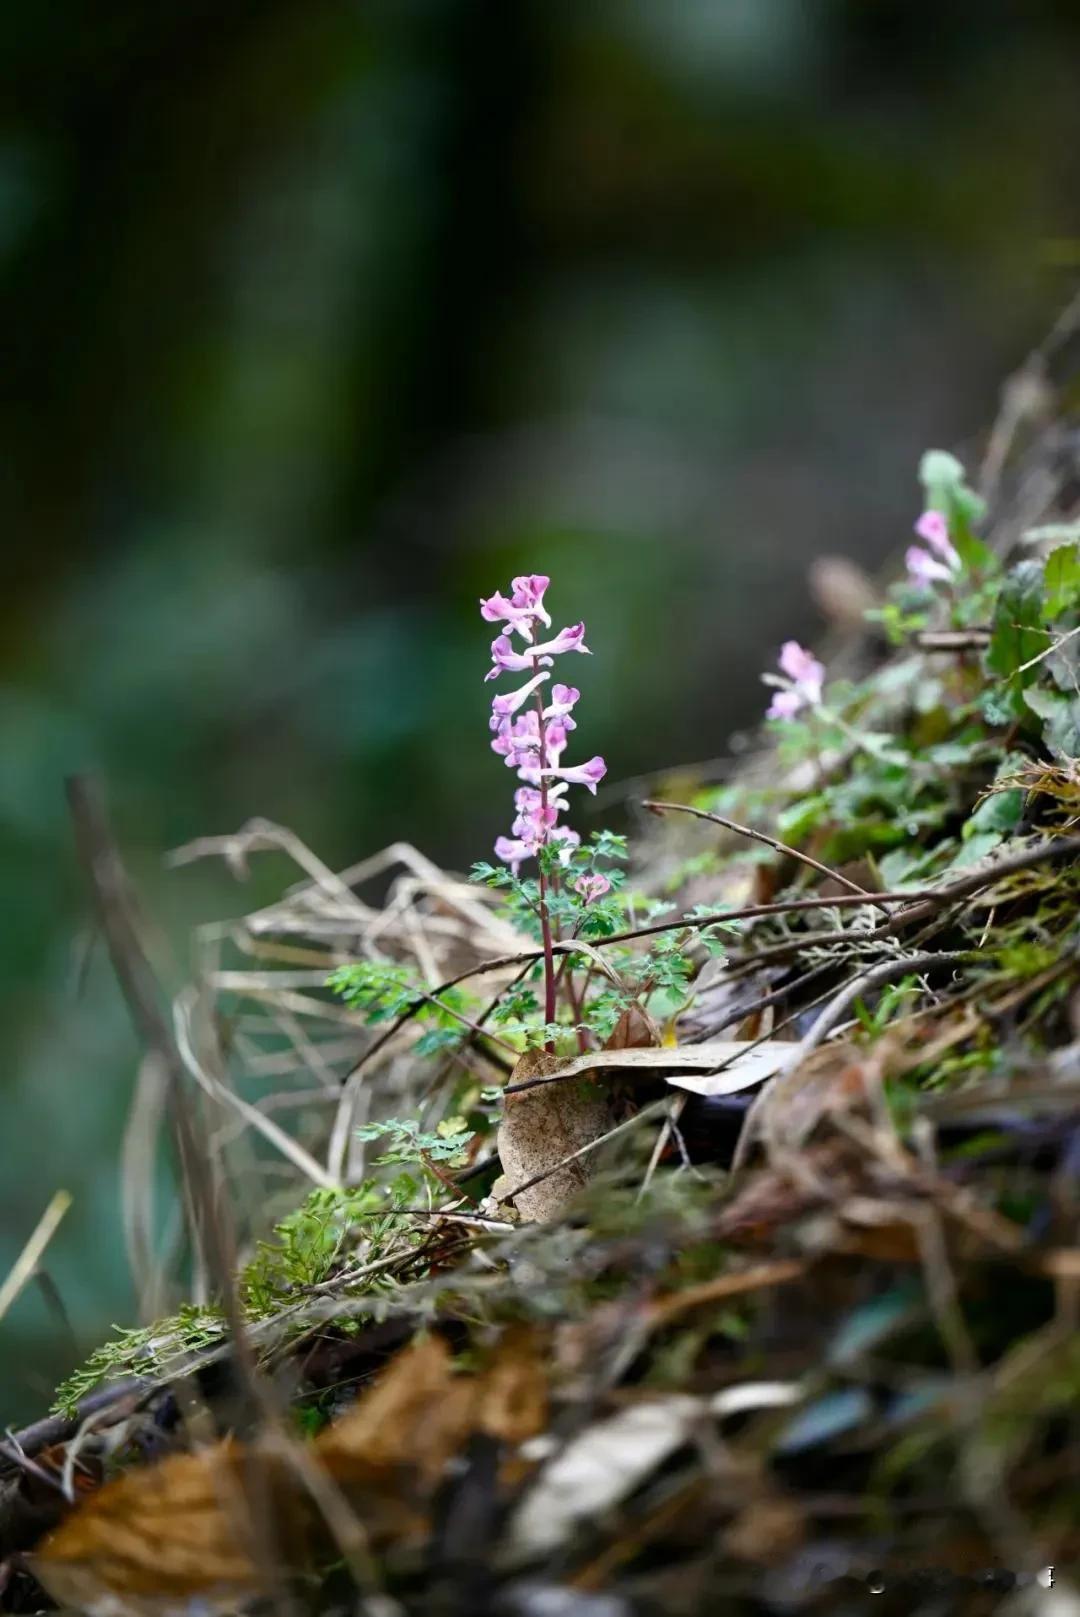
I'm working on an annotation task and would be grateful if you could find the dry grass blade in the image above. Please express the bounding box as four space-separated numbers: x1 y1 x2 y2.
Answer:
0 1192 72 1328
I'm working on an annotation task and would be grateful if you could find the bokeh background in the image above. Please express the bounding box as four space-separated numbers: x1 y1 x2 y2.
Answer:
3 0 1080 1418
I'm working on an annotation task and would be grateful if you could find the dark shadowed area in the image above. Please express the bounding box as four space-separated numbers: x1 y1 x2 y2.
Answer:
2 0 1079 1416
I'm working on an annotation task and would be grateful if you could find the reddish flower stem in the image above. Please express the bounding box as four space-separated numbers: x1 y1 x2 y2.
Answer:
533 683 558 1050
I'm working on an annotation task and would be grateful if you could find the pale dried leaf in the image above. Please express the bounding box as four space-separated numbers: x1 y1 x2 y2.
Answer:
508 1398 700 1559
508 1040 798 1096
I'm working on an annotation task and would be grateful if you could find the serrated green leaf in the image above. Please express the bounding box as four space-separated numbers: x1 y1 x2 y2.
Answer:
985 561 1047 711
963 785 1022 840
1023 686 1080 761
947 829 1004 869
1044 542 1080 620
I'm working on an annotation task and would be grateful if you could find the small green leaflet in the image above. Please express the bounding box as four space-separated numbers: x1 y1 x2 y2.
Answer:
1044 542 1080 620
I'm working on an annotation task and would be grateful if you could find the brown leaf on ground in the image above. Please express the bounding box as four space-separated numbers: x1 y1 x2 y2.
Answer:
314 1333 468 1489
723 1493 806 1564
30 1440 307 1615
32 1331 548 1617
497 1049 615 1222
603 1002 661 1051
475 1327 549 1448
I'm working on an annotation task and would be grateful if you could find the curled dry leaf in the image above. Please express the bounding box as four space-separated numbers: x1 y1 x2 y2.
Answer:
507 1397 702 1560
506 1040 798 1098
29 1440 314 1617
497 1049 615 1222
32 1333 548 1617
603 1001 662 1051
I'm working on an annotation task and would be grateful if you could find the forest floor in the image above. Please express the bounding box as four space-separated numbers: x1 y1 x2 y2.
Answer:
3 361 1080 1616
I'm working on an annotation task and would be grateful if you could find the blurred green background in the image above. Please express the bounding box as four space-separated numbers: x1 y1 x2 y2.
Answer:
3 0 1080 1419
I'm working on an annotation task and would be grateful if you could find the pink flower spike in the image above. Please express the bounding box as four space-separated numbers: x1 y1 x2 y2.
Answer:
510 574 552 627
777 641 825 701
766 689 804 721
489 670 550 728
575 873 611 903
544 755 607 794
905 545 953 586
914 510 959 565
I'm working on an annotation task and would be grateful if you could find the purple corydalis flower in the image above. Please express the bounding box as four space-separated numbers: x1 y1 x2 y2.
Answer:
575 873 611 903
490 671 550 727
914 510 958 562
510 574 552 622
905 545 953 586
484 623 590 681
544 683 580 727
482 578 605 867
479 575 552 639
765 640 825 721
766 688 804 721
907 509 961 588
542 755 607 795
777 640 824 701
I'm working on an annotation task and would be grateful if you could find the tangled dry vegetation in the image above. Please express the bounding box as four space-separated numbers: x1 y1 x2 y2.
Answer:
4 331 1080 1617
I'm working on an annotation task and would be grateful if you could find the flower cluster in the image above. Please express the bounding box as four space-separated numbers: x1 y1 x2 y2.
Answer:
764 639 825 721
482 575 606 871
907 509 960 587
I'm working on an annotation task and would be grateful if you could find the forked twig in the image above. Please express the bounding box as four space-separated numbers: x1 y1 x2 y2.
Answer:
642 798 885 906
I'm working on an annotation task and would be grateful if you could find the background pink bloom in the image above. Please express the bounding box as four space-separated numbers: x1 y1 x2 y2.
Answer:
777 640 824 699
574 872 611 903
914 509 959 563
766 689 803 720
764 640 825 720
906 544 953 586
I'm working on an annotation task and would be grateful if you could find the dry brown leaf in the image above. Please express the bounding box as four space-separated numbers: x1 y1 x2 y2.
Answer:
497 1049 615 1222
755 1040 871 1156
33 1331 548 1616
30 1441 307 1615
475 1327 549 1447
723 1493 805 1563
314 1333 469 1490
604 1002 661 1051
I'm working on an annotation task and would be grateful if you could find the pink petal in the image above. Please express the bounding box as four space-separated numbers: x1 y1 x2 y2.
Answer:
914 510 953 559
905 545 953 586
531 622 590 659
766 689 803 721
574 873 611 903
510 574 552 627
489 671 550 727
544 755 607 794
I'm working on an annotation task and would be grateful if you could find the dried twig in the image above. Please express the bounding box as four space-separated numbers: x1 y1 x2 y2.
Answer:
642 797 884 905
